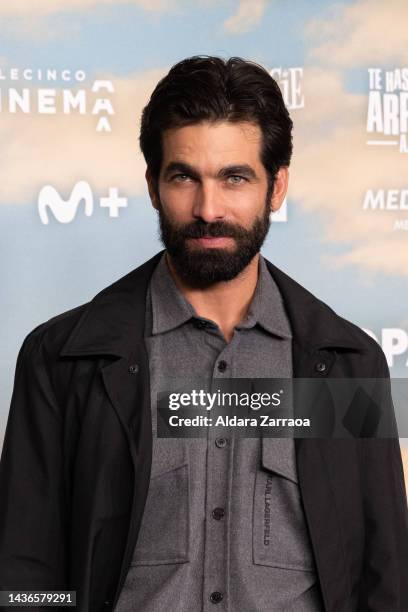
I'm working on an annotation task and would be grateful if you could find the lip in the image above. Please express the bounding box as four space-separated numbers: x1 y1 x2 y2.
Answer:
189 236 234 247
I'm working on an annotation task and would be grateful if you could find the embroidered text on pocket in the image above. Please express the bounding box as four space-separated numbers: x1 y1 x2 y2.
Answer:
252 468 315 571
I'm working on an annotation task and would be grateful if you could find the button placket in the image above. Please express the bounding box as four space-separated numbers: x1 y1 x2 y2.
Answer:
203 429 229 610
203 337 238 609
203 346 232 610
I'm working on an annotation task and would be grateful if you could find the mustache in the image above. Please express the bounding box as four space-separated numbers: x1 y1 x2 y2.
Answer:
179 221 248 239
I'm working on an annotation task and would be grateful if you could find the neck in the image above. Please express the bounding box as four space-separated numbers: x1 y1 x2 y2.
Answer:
166 252 260 342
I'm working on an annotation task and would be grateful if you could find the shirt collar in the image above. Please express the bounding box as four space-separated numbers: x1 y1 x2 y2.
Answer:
149 253 195 335
235 255 292 339
149 252 292 339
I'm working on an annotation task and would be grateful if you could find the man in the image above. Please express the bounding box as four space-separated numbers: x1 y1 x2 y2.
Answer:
0 56 407 612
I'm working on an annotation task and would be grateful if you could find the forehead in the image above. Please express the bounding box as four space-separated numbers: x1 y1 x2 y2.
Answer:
161 120 263 169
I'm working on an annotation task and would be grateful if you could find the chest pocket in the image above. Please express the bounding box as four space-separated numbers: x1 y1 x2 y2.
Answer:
131 442 190 566
252 438 316 572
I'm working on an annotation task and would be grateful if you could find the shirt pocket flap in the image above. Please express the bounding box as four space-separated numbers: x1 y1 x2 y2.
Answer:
131 439 189 566
132 460 190 566
261 437 298 484
253 438 316 572
150 440 187 478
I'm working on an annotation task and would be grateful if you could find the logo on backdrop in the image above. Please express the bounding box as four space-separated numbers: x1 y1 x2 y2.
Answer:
38 181 127 224
366 68 408 152
38 180 284 225
0 68 114 132
264 65 303 226
362 189 408 231
269 67 304 110
268 67 300 223
364 328 408 368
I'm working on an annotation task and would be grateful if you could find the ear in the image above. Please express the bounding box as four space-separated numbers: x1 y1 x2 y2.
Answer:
145 168 160 210
269 167 289 213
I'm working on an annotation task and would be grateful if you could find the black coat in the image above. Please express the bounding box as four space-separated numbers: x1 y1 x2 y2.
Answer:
0 251 407 611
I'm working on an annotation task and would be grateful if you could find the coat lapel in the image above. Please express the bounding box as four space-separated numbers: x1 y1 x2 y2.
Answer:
59 252 162 603
60 251 162 428
265 260 366 610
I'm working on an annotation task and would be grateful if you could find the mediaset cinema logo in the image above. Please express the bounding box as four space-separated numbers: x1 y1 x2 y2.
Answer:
366 67 408 153
0 67 114 132
362 188 408 231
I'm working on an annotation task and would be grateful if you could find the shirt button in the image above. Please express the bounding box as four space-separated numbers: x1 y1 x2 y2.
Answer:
217 360 227 373
215 437 228 448
315 362 327 373
212 507 225 520
128 364 139 374
210 591 223 604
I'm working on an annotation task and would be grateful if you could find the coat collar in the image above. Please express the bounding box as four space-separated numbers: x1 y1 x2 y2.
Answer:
60 249 365 359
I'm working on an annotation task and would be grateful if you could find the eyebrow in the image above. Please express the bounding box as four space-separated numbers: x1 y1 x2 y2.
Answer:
218 164 257 180
162 161 258 181
162 162 200 180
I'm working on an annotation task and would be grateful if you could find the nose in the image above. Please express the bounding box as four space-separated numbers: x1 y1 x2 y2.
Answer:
192 180 226 223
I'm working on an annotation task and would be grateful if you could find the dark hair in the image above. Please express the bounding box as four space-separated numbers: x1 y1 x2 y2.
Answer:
139 55 293 186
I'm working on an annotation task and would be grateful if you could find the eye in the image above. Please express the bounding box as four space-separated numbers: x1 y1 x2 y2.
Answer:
172 173 192 182
227 175 246 185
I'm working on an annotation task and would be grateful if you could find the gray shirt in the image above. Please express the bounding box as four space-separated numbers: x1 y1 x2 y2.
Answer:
114 253 323 612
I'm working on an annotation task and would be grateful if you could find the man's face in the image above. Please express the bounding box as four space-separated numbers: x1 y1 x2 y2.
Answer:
147 120 288 287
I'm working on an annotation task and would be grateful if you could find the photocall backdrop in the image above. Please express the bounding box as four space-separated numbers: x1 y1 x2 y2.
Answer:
1 0 407 493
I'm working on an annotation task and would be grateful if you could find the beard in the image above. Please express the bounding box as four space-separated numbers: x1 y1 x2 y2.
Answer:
156 188 273 288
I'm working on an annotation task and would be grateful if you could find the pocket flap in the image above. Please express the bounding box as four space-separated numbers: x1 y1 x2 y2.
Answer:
132 461 190 566
150 439 187 478
254 438 315 571
261 437 298 484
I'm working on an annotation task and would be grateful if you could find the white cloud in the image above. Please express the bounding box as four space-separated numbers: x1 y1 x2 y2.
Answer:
288 2 408 277
307 0 408 66
223 0 268 34
0 69 166 204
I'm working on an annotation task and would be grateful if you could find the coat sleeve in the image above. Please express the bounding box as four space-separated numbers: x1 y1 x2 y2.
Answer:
0 328 68 594
359 349 408 611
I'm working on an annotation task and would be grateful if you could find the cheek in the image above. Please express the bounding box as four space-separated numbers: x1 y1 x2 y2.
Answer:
225 188 266 220
158 185 196 221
